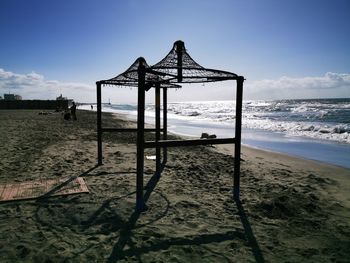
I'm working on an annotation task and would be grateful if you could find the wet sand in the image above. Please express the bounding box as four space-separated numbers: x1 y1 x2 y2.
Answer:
0 109 349 262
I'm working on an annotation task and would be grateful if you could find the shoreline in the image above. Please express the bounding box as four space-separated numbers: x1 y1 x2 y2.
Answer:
106 110 350 169
109 110 350 208
1 109 349 262
214 144 350 209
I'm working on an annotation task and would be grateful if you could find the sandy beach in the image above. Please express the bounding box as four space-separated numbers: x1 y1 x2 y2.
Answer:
0 109 349 262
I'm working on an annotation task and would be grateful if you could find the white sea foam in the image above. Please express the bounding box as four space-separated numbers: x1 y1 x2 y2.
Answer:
84 99 350 144
163 100 350 144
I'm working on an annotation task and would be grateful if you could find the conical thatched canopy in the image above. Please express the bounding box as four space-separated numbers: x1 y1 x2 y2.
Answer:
100 41 238 87
101 57 180 89
151 40 238 83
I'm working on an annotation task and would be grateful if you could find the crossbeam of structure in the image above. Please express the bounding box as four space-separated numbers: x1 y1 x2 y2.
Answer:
96 40 244 212
96 56 175 166
144 138 236 148
102 128 164 133
96 81 169 168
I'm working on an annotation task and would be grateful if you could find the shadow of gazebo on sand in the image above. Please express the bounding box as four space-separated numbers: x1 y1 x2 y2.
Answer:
34 162 265 262
104 165 265 263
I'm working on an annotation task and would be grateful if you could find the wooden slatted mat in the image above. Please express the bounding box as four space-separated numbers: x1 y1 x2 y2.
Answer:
0 177 89 202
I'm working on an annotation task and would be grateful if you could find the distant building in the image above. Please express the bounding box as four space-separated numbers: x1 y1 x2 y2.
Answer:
56 94 68 100
4 94 22 101
56 94 74 108
4 94 15 100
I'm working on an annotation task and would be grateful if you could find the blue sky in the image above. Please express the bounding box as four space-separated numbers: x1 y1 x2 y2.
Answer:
0 0 349 102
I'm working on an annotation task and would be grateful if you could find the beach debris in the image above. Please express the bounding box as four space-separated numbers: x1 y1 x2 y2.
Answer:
0 177 89 202
200 133 217 139
201 132 209 138
38 111 50 115
63 111 71 120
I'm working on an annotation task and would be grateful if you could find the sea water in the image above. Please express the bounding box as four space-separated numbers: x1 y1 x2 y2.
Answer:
82 98 350 168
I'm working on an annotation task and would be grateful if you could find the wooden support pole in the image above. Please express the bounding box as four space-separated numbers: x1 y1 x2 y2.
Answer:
163 87 168 164
96 82 103 165
234 76 244 200
136 64 146 211
155 84 161 175
175 40 184 82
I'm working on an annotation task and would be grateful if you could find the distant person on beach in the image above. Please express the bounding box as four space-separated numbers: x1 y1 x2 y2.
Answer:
91 105 93 110
70 102 77 120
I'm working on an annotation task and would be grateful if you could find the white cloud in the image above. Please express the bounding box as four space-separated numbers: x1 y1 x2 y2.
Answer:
0 68 94 101
245 72 350 100
1 68 349 102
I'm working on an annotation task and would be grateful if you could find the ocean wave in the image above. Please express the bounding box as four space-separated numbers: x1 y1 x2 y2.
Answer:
165 99 350 144
242 118 350 143
94 98 350 144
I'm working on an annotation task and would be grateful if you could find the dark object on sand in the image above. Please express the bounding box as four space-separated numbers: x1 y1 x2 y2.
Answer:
64 112 71 120
201 132 209 138
55 106 64 112
96 40 244 211
201 133 217 139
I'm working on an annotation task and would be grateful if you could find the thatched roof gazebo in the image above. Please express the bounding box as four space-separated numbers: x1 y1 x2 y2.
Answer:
96 41 244 211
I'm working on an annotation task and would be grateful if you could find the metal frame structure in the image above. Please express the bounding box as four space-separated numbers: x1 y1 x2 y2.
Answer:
96 41 244 211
